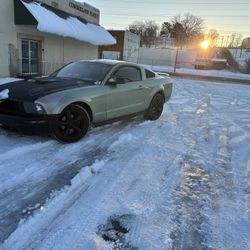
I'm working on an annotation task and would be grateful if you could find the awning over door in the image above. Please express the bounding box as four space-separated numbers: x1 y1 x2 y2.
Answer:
15 0 116 46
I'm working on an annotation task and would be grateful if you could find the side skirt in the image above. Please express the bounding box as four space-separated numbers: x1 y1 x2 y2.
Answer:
92 111 147 128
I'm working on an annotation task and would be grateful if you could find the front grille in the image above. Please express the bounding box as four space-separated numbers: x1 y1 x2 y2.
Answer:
0 100 26 116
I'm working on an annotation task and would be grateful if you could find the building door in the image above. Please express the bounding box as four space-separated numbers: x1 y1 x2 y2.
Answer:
21 39 39 74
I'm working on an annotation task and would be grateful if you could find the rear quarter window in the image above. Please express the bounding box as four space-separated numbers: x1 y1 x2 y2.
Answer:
145 69 156 78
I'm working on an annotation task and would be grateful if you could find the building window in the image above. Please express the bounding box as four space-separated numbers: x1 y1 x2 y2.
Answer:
21 39 39 74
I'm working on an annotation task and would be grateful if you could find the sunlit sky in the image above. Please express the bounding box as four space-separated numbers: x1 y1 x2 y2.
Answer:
79 0 250 39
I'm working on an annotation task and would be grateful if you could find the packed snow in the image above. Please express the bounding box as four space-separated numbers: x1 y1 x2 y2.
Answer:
0 78 250 250
21 1 116 46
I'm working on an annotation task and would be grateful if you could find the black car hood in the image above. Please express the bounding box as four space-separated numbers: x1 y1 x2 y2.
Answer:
0 77 94 102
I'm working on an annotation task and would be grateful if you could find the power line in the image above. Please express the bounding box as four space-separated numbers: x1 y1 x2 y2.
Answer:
102 13 250 18
97 0 250 4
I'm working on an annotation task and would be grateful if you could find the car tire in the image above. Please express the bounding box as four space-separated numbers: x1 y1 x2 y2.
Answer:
145 93 165 120
54 104 90 143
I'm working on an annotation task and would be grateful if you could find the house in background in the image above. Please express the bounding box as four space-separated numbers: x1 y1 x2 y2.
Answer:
99 30 140 63
242 37 250 50
0 0 115 77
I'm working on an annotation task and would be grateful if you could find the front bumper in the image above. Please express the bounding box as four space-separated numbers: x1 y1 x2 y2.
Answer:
0 113 59 135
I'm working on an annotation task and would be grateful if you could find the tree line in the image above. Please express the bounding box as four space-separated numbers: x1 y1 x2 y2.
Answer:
128 13 242 49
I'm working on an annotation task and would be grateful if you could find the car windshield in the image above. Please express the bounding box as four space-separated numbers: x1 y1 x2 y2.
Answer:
50 62 112 82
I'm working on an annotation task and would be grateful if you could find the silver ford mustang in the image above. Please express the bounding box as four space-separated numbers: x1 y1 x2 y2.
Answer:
0 60 172 143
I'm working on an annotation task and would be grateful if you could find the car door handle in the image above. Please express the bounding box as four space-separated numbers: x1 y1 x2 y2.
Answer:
138 85 150 90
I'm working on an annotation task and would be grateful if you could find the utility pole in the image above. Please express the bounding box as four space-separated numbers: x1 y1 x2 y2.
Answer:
174 47 179 73
240 43 243 57
221 36 224 48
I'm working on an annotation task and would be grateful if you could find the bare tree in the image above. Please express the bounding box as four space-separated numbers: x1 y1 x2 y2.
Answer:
207 29 220 48
128 21 145 47
160 22 172 37
143 20 159 47
160 13 204 48
228 33 237 48
161 21 185 47
227 33 243 48
234 33 243 48
128 20 159 47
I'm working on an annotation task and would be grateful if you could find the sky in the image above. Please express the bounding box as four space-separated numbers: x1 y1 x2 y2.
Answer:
79 0 250 39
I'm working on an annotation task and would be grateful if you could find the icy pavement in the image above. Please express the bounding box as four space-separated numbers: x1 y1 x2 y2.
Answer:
0 78 250 250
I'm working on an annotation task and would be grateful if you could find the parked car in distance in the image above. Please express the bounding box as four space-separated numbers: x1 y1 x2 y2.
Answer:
0 60 173 143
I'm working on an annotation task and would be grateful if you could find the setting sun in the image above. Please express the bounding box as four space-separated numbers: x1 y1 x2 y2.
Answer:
201 40 210 50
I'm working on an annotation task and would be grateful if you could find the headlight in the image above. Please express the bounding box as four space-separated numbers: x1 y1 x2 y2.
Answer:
35 103 44 113
23 102 46 114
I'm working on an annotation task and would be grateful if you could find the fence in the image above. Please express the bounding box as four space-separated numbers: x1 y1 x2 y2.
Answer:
16 55 250 77
124 56 196 70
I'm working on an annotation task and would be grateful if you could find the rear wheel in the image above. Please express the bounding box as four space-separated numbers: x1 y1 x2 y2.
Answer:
54 104 90 143
145 93 165 120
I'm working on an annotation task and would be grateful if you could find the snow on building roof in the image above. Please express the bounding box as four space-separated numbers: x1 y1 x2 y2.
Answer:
21 1 116 46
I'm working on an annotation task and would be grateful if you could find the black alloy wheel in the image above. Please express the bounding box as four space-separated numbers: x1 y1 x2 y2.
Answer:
146 93 165 120
54 104 90 143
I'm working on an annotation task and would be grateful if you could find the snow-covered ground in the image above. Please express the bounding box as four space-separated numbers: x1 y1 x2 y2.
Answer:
0 78 250 250
144 65 250 81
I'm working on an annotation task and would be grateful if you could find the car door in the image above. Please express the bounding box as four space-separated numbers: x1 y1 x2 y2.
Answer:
105 66 148 120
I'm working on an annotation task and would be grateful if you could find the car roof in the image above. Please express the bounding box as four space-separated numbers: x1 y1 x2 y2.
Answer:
80 59 139 67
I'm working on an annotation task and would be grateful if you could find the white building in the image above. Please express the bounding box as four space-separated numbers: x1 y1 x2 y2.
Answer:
99 30 140 63
0 0 116 77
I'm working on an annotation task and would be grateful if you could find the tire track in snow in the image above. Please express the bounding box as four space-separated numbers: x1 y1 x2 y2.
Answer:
0 147 104 242
101 95 211 249
168 85 249 250
95 81 250 250
114 91 214 249
169 96 213 250
3 127 147 250
0 119 143 243
5 115 184 249
206 113 250 249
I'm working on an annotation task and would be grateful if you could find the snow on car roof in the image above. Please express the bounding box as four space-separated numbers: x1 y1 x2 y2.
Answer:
86 59 124 65
82 59 141 66
21 1 116 46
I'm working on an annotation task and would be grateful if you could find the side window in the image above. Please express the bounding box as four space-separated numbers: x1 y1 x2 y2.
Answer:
145 69 156 78
114 66 142 83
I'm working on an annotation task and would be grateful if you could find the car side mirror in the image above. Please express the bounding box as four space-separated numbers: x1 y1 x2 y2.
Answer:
108 77 117 86
108 76 125 85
